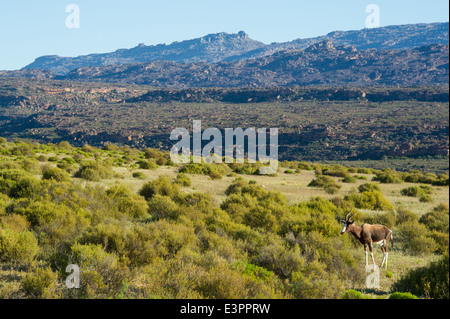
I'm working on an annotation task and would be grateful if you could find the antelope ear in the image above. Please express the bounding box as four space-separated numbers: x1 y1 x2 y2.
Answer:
349 220 355 224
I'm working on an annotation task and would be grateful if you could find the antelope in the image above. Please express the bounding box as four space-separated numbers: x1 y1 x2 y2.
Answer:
340 209 393 269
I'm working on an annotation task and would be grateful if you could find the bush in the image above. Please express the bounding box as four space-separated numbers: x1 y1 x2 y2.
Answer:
432 178 449 186
388 292 419 299
175 173 192 187
419 205 449 233
74 160 114 181
357 168 372 174
139 175 180 200
0 214 30 232
322 167 349 178
344 190 394 212
69 243 128 298
419 194 433 203
9 177 42 199
392 255 449 299
363 211 396 229
143 148 163 160
308 176 341 194
147 195 179 220
138 160 158 170
0 228 39 264
358 183 381 193
290 260 345 299
42 166 70 182
396 208 419 224
342 176 357 183
21 266 60 299
106 185 148 219
132 171 145 179
373 172 402 184
397 221 437 255
341 289 371 299
400 185 432 198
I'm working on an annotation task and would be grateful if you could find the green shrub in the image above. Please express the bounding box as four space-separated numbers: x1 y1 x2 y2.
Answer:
308 176 342 194
419 205 449 233
208 170 223 180
341 289 371 299
342 176 357 183
400 185 432 198
70 243 128 298
229 163 260 175
419 194 433 203
180 163 231 177
21 266 60 299
322 167 349 178
58 141 73 150
357 168 372 174
396 208 419 224
363 211 397 229
175 173 192 187
147 195 179 220
0 214 30 232
138 159 158 170
106 185 148 218
132 171 146 179
345 190 394 211
290 260 345 299
42 166 70 182
9 177 42 199
392 255 449 299
56 162 76 174
358 183 381 193
388 292 419 299
139 175 180 200
143 148 163 160
10 144 34 156
432 178 449 186
397 221 437 255
373 172 402 184
74 160 114 181
0 228 39 264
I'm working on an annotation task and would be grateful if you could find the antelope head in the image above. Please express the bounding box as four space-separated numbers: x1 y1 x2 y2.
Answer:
340 209 357 235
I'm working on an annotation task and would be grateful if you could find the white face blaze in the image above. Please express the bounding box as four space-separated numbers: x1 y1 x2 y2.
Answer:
341 223 347 234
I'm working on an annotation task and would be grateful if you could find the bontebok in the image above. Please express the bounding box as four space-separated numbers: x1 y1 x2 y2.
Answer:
340 210 393 269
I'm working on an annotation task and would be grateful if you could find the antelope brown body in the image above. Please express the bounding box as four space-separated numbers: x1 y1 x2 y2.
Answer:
340 210 393 268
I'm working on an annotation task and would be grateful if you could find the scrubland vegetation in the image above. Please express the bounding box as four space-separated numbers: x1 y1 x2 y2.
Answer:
0 138 448 299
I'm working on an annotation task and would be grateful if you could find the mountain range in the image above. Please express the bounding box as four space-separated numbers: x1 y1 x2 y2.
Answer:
1 22 448 88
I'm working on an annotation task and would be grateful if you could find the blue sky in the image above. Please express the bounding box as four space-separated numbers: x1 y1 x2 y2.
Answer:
0 0 448 70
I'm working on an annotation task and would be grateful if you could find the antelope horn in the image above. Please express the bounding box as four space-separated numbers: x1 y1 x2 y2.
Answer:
346 209 356 221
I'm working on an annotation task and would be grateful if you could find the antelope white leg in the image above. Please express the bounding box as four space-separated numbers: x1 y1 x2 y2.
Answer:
380 253 386 268
365 251 368 266
385 253 389 269
371 252 375 265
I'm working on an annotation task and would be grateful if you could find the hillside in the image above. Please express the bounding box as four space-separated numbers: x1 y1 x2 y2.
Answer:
0 79 448 171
